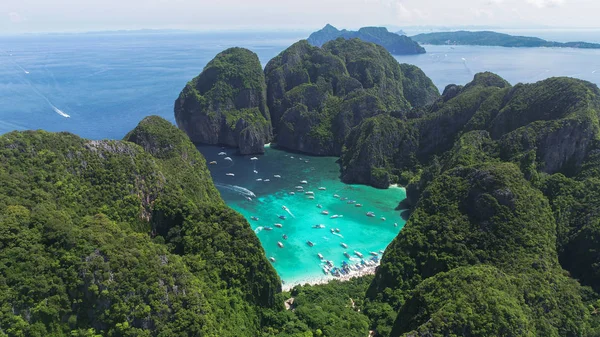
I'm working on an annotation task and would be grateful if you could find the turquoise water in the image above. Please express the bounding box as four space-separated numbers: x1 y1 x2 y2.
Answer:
197 145 406 285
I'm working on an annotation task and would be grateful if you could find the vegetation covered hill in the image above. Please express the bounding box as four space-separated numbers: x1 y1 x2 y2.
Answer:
308 24 425 55
0 116 280 336
264 38 438 155
411 30 600 48
174 47 272 154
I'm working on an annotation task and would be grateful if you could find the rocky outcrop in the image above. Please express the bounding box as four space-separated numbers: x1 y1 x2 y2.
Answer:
264 39 439 156
174 47 272 154
308 24 426 55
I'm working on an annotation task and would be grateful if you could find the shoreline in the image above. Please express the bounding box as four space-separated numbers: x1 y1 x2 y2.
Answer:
281 260 380 292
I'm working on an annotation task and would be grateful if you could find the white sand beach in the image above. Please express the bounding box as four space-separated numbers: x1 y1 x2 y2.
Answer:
282 260 380 292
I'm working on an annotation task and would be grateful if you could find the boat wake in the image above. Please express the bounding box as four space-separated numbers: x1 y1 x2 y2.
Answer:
214 183 257 198
254 226 264 234
332 232 344 239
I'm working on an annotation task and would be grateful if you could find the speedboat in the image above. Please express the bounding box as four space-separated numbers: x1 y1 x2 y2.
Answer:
330 215 340 219
316 204 322 209
250 157 258 161
344 252 351 259
290 156 294 159
366 211 376 217
341 243 348 248
251 216 259 221
274 174 281 178
318 187 326 190
224 157 232 161
209 161 217 165
333 194 340 198
218 152 226 156
278 215 287 220
335 228 340 233
394 222 398 227
370 252 378 256
253 170 258 174
308 196 315 200
278 242 284 248
289 192 295 195
321 210 329 215
305 191 314 196
264 226 273 231
381 217 386 221
246 197 252 201
256 178 262 181
330 228 335 233
295 186 304 189
354 251 363 258
347 200 356 204
226 173 235 177
282 234 288 240
313 224 325 229
322 266 329 274
307 241 314 247
355 204 362 207
379 250 384 254
269 257 275 262
318 253 324 260
300 180 308 184
274 223 283 228
341 197 348 201
264 179 270 182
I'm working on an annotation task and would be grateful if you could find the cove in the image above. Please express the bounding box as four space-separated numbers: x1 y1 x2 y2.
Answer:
197 144 407 288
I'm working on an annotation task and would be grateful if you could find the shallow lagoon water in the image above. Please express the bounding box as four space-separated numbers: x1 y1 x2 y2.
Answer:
197 145 406 285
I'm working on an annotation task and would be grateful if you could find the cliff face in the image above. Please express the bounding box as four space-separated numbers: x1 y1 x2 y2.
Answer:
174 47 272 154
307 24 426 55
264 38 439 155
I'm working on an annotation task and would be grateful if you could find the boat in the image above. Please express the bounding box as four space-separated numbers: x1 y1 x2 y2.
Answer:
379 250 384 254
209 161 217 165
355 204 362 207
264 226 273 231
224 157 232 161
278 242 284 248
307 241 314 247
366 211 376 217
295 186 304 189
282 234 288 240
333 194 340 198
253 170 258 174
250 157 258 161
335 228 340 233
347 200 356 204
299 158 303 160
274 175 281 178
278 215 287 220
313 224 325 229
265 179 271 182
308 196 315 200
269 257 275 262
226 173 235 177
316 204 322 209
321 210 330 215
318 253 324 259
256 178 263 181
290 156 294 159
246 197 252 201
370 252 378 256
282 206 289 211
322 266 329 274
289 192 295 195
300 180 308 184
330 228 335 233
381 217 386 221
341 243 348 248
305 191 314 196
251 216 259 221
341 197 348 201
344 252 351 259
354 251 363 258
274 223 283 228
318 187 326 190
330 215 340 219
218 152 227 156
394 222 398 227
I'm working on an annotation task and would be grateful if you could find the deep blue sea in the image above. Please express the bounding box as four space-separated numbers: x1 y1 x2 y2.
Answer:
1 30 599 285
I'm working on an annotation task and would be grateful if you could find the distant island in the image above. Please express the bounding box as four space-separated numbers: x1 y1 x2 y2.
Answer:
308 24 425 55
411 30 600 48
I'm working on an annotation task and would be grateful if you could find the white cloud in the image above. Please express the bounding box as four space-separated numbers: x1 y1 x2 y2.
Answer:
526 0 565 8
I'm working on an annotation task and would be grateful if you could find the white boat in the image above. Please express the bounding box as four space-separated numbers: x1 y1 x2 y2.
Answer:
251 216 259 221
307 241 314 247
278 242 284 248
226 173 235 177
253 170 258 174
394 223 398 227
218 152 227 156
269 257 275 262
305 191 314 196
313 224 325 229
330 215 340 219
366 211 376 217
250 157 258 160
341 243 348 248
318 187 326 190
333 194 340 198
265 179 271 182
370 252 378 256
335 228 340 233
344 252 351 259
318 253 324 260
256 178 263 181
289 192 295 195
330 228 335 233
347 200 356 204
316 204 322 209
274 223 283 228
291 156 295 159
354 251 363 258
209 161 217 165
308 196 315 200
274 175 281 178
321 210 329 215
224 157 232 161
381 217 386 221
299 158 303 160
295 186 304 189
300 180 308 184
355 204 362 207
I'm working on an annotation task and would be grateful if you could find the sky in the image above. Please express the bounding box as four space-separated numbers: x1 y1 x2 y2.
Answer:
1 0 599 33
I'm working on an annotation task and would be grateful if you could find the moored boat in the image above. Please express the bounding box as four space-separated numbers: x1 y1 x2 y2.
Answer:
264 226 273 231
318 253 324 260
274 174 281 178
300 180 308 184
209 161 217 165
366 211 375 217
224 157 232 161
282 234 288 240
307 241 314 247
274 223 283 228
330 214 340 219
354 251 363 258
381 217 386 221
316 204 322 208
278 242 284 248
333 194 340 198
269 257 275 262
305 191 314 196
344 252 351 259
313 224 325 229
321 210 329 215
251 216 259 221
355 203 362 207
218 152 226 156
341 243 348 248
278 215 287 220
370 252 378 256
226 173 235 176
318 187 326 190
